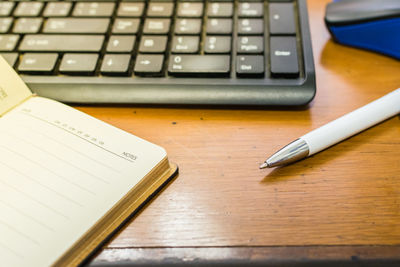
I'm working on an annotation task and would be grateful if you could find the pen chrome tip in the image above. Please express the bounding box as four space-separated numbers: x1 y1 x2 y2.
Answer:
261 139 310 168
259 162 270 169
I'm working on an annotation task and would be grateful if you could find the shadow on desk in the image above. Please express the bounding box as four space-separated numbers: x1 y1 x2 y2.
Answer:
89 246 400 267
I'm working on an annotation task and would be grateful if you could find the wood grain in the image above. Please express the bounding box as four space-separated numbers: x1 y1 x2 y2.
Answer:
75 0 400 264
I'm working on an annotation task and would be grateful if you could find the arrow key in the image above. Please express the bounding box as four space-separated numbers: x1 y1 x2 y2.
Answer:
101 54 131 75
134 54 164 76
59 53 98 74
106 35 136 53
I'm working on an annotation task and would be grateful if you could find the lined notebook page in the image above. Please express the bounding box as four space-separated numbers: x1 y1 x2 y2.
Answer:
0 97 166 267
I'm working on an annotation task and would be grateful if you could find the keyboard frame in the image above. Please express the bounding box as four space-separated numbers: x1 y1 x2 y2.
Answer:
19 0 316 107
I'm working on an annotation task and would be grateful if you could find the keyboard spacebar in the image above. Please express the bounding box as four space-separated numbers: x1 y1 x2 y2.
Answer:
168 55 230 77
19 35 104 52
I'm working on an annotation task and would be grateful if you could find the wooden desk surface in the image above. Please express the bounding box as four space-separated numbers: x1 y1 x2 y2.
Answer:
81 0 400 265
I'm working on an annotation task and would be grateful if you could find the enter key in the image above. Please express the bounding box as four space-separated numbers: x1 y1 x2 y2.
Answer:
270 36 299 78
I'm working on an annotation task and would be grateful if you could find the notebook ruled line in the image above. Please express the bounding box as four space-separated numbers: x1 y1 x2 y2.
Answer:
0 159 84 208
0 219 41 246
2 131 110 185
0 178 70 220
0 241 23 260
19 123 121 174
0 200 55 232
0 145 96 196
19 111 136 163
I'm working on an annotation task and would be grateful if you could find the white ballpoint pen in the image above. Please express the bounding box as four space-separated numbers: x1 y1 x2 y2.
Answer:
260 88 400 168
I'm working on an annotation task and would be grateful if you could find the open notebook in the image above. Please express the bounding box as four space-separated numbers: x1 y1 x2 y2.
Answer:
0 56 178 267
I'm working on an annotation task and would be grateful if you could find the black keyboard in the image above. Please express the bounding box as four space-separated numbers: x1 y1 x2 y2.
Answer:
0 0 316 106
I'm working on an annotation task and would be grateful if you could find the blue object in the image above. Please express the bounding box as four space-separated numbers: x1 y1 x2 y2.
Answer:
325 0 400 59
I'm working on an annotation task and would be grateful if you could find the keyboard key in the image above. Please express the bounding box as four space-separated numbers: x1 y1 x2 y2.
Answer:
147 2 174 18
134 54 164 76
174 19 202 35
13 18 43 34
207 2 234 18
0 35 19 51
177 2 204 18
19 35 104 52
59 53 98 74
238 19 264 35
0 2 14 17
43 18 110 34
206 18 233 35
0 18 13 33
112 19 140 34
0 53 18 67
143 19 171 34
117 2 145 17
139 36 168 53
237 36 264 54
18 53 58 73
269 3 296 35
270 36 299 77
171 36 200 54
204 36 231 54
236 55 264 78
73 2 115 17
238 2 264 17
43 2 72 17
168 55 230 77
14 2 43 17
101 54 131 75
107 35 136 53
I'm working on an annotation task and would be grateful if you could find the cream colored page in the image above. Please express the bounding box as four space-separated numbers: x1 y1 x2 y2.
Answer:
0 97 166 267
0 56 32 116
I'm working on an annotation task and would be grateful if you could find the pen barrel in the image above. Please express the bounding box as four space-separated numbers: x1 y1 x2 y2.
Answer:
301 88 400 155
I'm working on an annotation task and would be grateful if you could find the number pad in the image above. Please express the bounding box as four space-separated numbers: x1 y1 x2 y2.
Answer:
207 3 233 18
237 37 264 54
204 36 231 54
238 19 264 35
206 18 233 35
174 19 202 35
177 2 204 18
172 36 200 54
238 3 264 18
236 2 265 78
